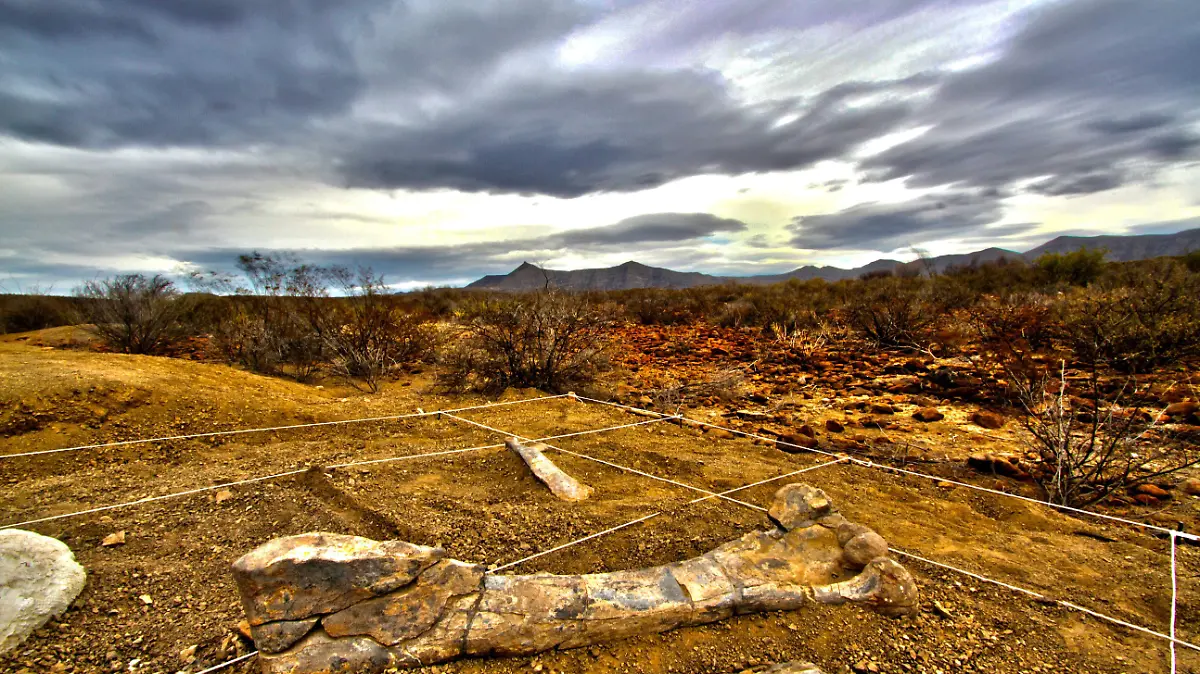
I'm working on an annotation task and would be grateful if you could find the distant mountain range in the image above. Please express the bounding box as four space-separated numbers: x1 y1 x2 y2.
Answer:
466 228 1200 291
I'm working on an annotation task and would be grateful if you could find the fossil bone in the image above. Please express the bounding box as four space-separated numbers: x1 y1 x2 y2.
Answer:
232 483 917 673
505 437 593 501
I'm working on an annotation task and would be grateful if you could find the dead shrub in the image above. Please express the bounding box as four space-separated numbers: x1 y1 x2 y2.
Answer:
845 276 936 348
326 269 435 392
1063 259 1200 373
1014 364 1197 507
74 274 189 354
438 290 613 394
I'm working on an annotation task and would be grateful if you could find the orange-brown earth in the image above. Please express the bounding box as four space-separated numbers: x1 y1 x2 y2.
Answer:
1 326 1198 674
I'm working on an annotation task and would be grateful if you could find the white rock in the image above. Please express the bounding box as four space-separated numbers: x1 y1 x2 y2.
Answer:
0 529 87 654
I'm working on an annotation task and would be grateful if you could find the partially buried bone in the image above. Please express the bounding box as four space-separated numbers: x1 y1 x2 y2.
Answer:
505 437 593 502
232 483 917 673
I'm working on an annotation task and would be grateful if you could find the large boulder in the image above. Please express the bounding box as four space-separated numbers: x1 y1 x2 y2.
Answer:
0 530 87 654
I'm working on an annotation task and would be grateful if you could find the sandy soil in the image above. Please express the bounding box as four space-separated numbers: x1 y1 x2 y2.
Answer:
0 335 1197 674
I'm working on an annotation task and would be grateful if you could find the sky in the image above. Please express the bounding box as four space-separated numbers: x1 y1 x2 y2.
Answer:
1 0 1199 291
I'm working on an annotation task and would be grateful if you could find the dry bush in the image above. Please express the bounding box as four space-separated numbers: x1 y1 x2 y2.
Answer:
74 274 190 354
968 292 1065 394
326 270 435 392
1014 365 1198 507
0 290 75 334
1035 248 1108 287
194 253 335 381
1063 259 1200 373
845 276 936 348
644 368 745 410
438 290 613 394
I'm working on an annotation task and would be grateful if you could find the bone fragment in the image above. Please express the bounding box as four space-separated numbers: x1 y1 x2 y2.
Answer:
232 483 917 673
505 437 593 502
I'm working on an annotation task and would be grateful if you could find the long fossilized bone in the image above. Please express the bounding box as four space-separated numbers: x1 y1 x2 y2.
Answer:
232 483 917 673
505 437 593 502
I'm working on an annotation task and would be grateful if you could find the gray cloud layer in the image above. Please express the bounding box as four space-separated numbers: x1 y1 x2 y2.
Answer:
861 0 1200 195
2 0 1200 285
173 212 746 282
788 189 1008 251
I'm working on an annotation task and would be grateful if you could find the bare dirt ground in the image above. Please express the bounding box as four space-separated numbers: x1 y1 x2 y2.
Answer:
1 331 1198 674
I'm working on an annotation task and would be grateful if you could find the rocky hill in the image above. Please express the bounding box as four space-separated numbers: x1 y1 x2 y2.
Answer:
467 227 1200 291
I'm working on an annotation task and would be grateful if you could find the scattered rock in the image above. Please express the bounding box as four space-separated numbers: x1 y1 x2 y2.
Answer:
215 489 235 504
912 408 944 423
1182 478 1200 496
824 419 844 433
0 529 87 655
708 428 735 440
1164 401 1198 418
101 531 126 547
966 453 1027 479
767 484 834 530
762 662 826 674
1133 484 1170 499
776 433 816 453
970 411 1005 430
869 403 895 415
178 644 198 663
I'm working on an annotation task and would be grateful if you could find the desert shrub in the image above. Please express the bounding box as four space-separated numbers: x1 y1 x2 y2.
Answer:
643 367 745 409
75 274 189 354
438 290 613 394
939 256 1034 295
1063 259 1200 373
1014 366 1198 507
968 292 1065 392
0 292 73 333
620 288 702 325
1035 248 1108 287
845 276 936 348
1183 249 1200 273
326 270 435 392
195 253 335 381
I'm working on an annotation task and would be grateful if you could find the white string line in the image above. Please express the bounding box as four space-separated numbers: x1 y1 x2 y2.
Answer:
574 395 842 459
2 417 672 530
577 396 1200 654
327 417 673 470
1 394 569 460
2 468 309 529
1170 532 1179 672
576 395 1200 542
892 548 1200 653
439 412 765 512
193 651 258 674
488 457 847 573
849 459 1200 543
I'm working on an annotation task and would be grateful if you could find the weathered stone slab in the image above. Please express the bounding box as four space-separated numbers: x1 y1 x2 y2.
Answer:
232 533 444 624
668 555 736 624
251 617 319 654
257 627 393 673
323 560 483 645
238 482 919 673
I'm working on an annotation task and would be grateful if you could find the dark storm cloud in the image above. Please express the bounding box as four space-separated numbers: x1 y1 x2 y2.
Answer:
861 0 1200 197
338 73 931 197
0 0 382 148
787 190 1004 251
548 213 746 247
